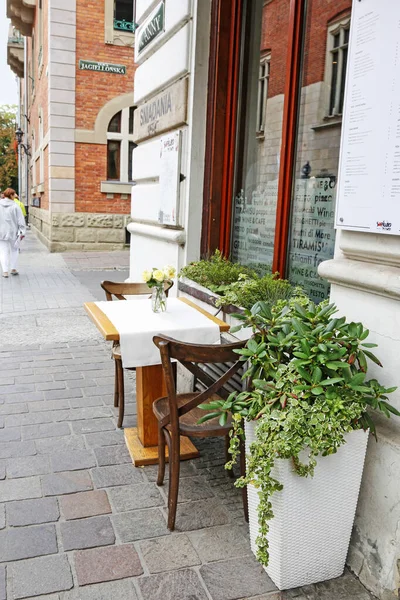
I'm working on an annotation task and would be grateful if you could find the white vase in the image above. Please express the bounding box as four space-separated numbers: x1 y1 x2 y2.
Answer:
245 420 369 590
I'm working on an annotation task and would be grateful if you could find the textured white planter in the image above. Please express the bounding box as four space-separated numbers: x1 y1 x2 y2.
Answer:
245 421 369 590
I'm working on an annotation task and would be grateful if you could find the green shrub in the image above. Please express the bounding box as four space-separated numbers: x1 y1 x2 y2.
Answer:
215 274 295 310
179 250 259 293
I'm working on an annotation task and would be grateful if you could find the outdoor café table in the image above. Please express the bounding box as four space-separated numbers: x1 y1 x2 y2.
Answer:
84 296 230 466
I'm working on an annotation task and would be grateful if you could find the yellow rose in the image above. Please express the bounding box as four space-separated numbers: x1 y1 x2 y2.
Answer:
163 265 176 279
153 269 165 282
142 270 152 283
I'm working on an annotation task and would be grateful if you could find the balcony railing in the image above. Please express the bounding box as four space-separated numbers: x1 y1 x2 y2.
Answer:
114 18 136 33
8 35 24 45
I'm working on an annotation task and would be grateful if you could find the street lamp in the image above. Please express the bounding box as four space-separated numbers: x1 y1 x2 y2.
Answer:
15 127 31 157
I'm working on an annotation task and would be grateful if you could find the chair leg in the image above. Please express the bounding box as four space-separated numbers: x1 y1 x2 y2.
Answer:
117 361 125 429
225 434 234 478
157 425 166 486
239 437 249 523
114 359 119 408
167 434 180 531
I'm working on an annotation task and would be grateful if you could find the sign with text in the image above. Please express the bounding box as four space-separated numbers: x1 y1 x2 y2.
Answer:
79 60 126 75
159 131 181 226
336 0 400 235
134 79 188 142
137 1 165 56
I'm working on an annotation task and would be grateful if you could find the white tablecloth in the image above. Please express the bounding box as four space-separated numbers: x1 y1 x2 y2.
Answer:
96 298 221 368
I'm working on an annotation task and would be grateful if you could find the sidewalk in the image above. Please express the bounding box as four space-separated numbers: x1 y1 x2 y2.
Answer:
0 233 375 600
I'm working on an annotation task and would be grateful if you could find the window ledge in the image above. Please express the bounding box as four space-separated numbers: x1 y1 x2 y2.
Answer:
256 131 265 140
101 181 134 194
312 117 342 132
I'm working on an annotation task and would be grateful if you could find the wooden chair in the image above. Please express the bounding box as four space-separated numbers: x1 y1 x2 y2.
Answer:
101 280 173 428
152 334 247 530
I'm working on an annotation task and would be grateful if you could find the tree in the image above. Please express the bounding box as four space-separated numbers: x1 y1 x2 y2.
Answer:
0 105 18 193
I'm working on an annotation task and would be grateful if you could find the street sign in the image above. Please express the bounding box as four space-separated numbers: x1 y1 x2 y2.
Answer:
79 60 126 75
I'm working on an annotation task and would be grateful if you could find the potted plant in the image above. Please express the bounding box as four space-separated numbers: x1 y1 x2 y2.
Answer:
199 294 399 590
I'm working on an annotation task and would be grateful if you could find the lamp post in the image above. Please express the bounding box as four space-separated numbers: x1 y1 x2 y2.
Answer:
15 127 31 157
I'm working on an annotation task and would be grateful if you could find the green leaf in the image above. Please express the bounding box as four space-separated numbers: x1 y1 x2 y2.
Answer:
297 367 312 383
363 350 383 367
349 373 366 387
319 377 344 386
312 367 322 384
379 401 400 417
219 412 228 426
311 387 324 395
361 343 378 348
326 361 348 370
197 411 221 424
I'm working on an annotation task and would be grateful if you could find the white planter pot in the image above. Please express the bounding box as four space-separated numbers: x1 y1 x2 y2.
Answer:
245 421 369 590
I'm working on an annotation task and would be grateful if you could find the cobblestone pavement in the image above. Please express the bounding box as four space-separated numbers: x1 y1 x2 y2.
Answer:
0 233 376 600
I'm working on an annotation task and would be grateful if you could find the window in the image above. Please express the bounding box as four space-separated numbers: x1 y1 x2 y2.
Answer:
114 0 134 32
257 54 270 134
106 106 136 182
38 0 43 67
328 23 350 116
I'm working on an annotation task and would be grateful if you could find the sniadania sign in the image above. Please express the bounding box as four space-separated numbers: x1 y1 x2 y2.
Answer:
79 60 126 75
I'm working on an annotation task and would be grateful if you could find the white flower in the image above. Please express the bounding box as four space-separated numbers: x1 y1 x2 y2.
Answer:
163 265 176 279
142 270 152 283
153 269 165 282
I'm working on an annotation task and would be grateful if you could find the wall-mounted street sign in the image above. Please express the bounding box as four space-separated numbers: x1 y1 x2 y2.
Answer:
134 78 188 142
159 131 182 226
79 60 126 75
137 1 165 56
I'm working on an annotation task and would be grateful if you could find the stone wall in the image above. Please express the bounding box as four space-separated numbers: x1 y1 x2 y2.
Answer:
29 207 131 251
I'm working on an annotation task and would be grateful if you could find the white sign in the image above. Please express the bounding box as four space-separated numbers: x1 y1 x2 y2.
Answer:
159 131 181 226
335 0 400 235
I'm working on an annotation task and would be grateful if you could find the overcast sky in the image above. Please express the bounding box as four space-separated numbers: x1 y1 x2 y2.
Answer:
0 0 19 107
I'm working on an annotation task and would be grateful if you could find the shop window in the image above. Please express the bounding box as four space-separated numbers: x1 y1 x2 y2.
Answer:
114 0 134 33
257 54 270 135
328 22 350 116
106 106 136 183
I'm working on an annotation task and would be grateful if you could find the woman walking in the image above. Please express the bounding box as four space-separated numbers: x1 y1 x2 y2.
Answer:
0 188 26 278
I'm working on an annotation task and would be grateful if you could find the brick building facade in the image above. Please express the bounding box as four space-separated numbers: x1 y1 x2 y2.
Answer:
7 0 136 251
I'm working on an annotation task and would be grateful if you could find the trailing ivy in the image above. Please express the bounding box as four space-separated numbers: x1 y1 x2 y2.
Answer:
199 295 400 566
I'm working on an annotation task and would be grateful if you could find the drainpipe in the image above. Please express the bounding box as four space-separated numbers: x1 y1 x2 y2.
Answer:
24 37 29 224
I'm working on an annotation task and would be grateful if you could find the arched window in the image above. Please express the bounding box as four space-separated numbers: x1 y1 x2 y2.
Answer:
107 106 136 182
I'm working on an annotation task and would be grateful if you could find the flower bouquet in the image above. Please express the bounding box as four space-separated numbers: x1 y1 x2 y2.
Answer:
142 266 176 312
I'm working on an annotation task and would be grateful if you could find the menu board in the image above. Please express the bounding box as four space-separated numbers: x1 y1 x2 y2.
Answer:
336 0 400 235
159 131 181 226
287 178 336 302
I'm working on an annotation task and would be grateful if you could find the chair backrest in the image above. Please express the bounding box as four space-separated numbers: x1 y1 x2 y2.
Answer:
101 280 173 301
153 334 246 430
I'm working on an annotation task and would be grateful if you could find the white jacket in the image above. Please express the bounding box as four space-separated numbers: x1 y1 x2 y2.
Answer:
0 199 26 242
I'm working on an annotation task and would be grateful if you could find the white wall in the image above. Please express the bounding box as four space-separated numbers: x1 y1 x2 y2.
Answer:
129 0 211 285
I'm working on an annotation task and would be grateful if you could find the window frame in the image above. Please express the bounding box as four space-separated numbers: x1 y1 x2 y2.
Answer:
256 52 271 136
325 17 351 118
104 0 135 46
106 106 136 184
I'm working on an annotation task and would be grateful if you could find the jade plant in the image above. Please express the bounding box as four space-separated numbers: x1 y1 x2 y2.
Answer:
199 294 400 566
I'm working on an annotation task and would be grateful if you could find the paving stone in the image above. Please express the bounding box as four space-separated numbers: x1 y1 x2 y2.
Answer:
7 455 51 478
0 417 4 428
74 544 143 586
63 579 138 600
36 381 67 391
7 412 56 427
42 471 93 496
189 524 251 562
0 524 58 562
175 476 215 502
0 462 5 480
0 566 5 600
44 389 83 401
60 490 111 520
0 427 21 442
94 444 132 466
0 403 28 414
91 464 144 488
143 460 197 482
66 378 97 389
84 384 114 397
109 483 164 512
0 383 35 395
6 392 44 404
67 407 112 421
138 568 208 600
140 534 201 573
51 450 96 472
69 396 105 408
54 372 84 381
112 508 170 542
29 399 71 412
0 505 4 529
172 498 230 531
2 477 42 502
35 435 86 455
84 431 124 447
22 422 71 440
200 556 277 600
7 498 60 526
10 554 73 599
15 374 54 384
60 516 115 551
71 418 116 434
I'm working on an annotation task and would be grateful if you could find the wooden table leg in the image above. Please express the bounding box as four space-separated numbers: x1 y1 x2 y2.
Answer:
124 364 199 467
